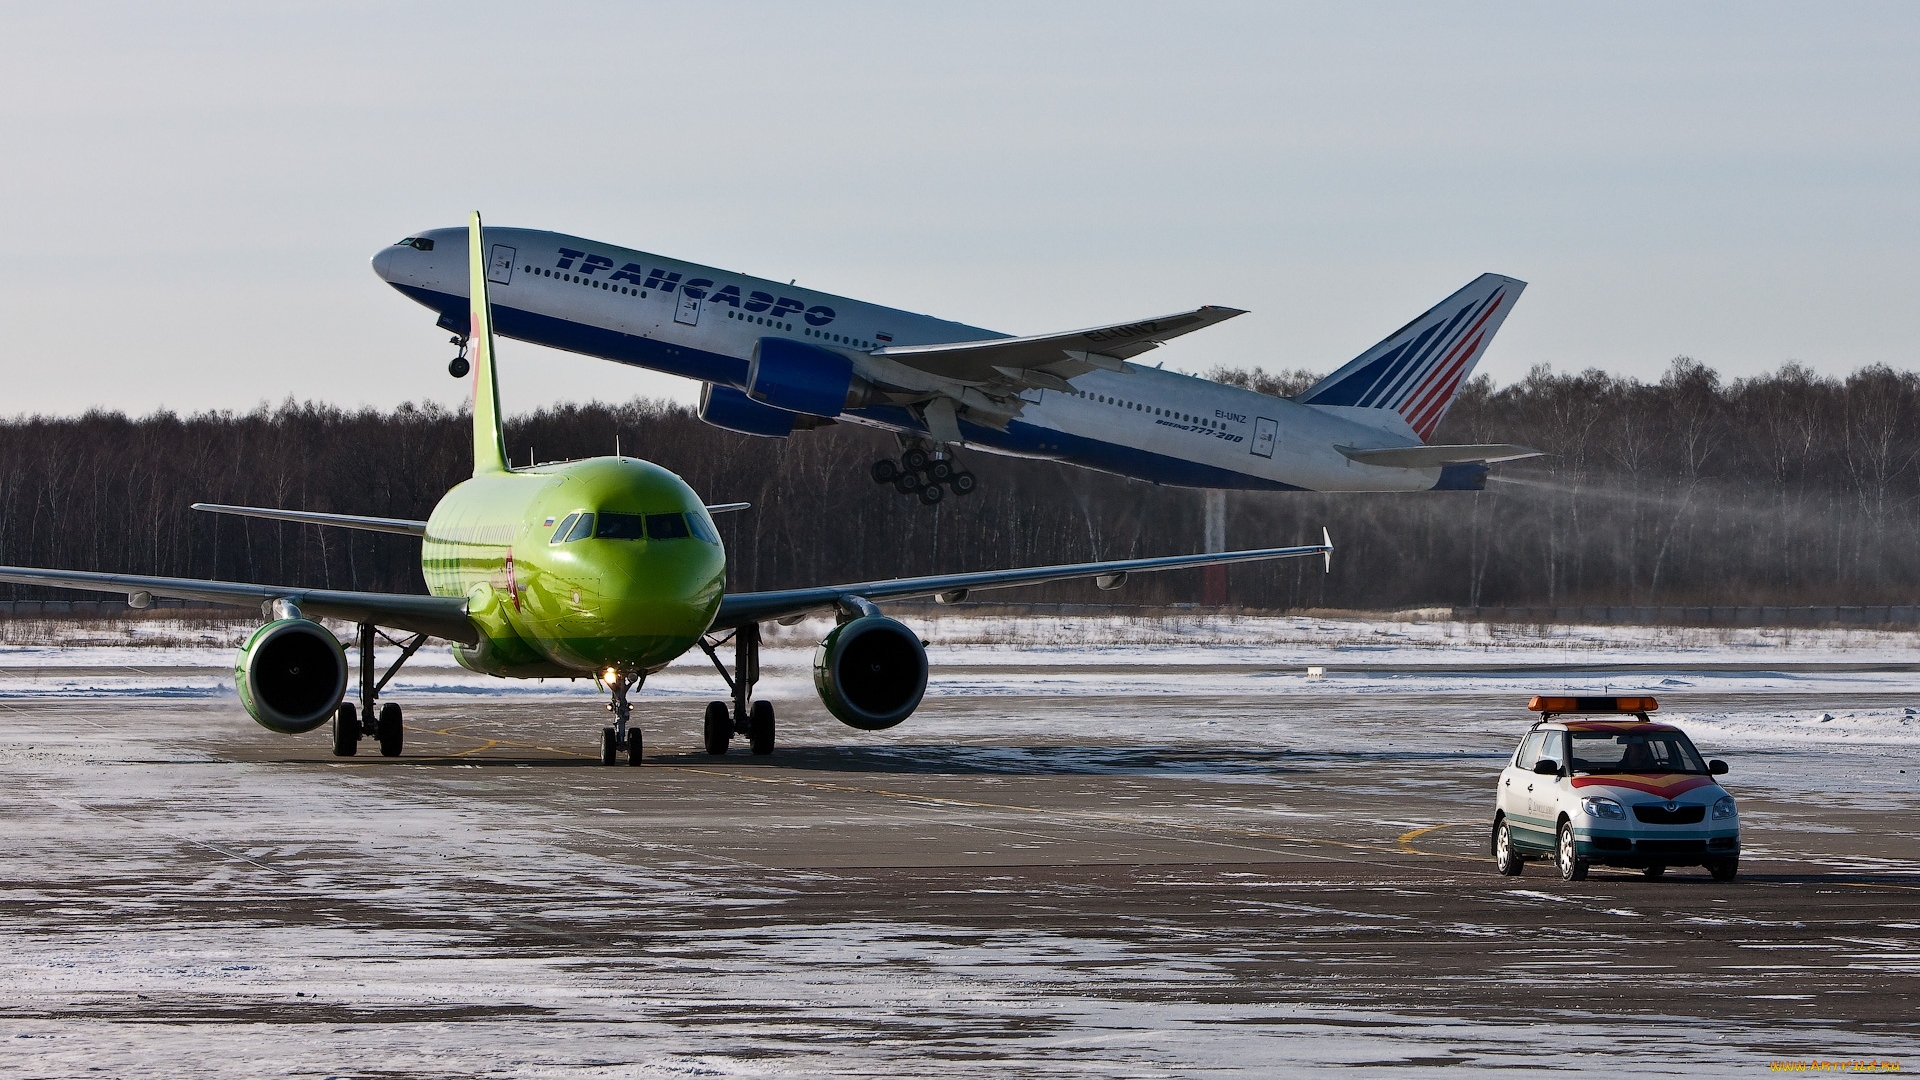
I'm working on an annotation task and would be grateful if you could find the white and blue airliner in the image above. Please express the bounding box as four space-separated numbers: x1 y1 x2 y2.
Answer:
373 228 1539 503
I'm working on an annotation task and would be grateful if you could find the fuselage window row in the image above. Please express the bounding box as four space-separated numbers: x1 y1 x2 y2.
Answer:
1068 388 1219 428
520 264 648 300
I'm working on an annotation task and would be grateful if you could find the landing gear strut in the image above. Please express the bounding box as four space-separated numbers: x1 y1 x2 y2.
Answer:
697 622 776 756
447 335 470 378
871 445 975 505
332 623 427 758
601 670 644 766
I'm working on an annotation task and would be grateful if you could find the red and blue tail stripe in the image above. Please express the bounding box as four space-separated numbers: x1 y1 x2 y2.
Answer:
1298 274 1525 442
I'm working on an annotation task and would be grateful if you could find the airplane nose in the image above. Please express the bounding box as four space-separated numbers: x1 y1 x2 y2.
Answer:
371 245 397 282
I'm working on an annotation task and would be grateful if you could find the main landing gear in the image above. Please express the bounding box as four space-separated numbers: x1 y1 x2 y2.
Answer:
447 335 470 378
332 623 428 758
600 670 644 766
696 622 776 756
871 447 976 506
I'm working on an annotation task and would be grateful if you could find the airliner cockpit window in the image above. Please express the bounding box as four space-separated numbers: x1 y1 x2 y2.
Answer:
396 237 434 251
563 513 594 542
594 512 646 540
550 512 579 544
645 513 691 541
687 512 720 545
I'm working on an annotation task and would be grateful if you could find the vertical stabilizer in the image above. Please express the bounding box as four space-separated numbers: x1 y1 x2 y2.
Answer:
467 211 510 475
1298 273 1525 442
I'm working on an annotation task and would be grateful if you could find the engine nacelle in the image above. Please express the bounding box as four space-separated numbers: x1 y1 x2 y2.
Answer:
234 619 348 734
699 382 798 438
747 338 852 418
812 616 928 730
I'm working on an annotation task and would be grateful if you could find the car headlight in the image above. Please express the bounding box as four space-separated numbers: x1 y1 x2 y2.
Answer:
1581 796 1626 820
1712 796 1737 820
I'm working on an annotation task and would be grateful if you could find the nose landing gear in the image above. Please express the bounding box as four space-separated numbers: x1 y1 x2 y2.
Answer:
601 671 643 765
871 447 975 506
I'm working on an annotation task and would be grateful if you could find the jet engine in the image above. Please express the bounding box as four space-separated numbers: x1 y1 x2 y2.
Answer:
700 383 799 438
747 338 853 417
812 615 928 730
234 618 348 734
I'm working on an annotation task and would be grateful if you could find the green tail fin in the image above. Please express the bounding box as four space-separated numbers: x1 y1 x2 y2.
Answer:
467 210 510 475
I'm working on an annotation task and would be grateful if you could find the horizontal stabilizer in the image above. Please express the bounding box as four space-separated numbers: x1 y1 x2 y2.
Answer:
1337 444 1543 468
192 503 427 536
704 502 751 514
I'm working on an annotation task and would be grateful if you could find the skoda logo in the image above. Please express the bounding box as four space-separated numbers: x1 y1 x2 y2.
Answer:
1664 800 1679 812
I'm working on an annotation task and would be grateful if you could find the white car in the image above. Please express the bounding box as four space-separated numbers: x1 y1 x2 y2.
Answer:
1492 696 1740 881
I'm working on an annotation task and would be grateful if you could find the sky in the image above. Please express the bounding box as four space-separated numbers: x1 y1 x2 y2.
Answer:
2 2 1916 416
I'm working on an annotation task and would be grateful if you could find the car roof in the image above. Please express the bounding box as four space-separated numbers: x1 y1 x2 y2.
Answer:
1538 719 1683 734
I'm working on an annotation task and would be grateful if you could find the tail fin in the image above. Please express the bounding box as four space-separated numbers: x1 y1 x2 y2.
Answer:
1297 273 1524 442
467 211 510 475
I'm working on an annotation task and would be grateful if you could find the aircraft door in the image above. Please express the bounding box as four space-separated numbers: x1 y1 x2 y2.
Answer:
674 293 701 326
487 245 516 285
1251 417 1278 458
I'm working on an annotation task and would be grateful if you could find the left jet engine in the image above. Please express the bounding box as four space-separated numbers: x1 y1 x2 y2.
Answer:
234 619 348 733
812 615 929 730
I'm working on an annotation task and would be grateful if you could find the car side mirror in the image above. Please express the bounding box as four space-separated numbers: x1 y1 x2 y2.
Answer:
1709 759 1729 775
1532 759 1560 776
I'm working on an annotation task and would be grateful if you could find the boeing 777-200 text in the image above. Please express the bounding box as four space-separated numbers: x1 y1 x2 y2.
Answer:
0 214 1333 763
374 227 1540 505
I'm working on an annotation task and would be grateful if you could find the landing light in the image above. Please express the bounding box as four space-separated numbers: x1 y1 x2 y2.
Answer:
603 667 618 683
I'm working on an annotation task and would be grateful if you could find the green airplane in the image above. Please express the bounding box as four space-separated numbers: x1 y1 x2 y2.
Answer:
0 213 1333 764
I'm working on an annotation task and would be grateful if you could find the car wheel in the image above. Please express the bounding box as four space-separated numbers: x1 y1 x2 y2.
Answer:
1556 821 1588 882
1493 818 1523 876
1707 857 1739 882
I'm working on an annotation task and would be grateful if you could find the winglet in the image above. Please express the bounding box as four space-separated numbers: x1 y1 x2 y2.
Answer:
1323 528 1333 573
468 211 510 475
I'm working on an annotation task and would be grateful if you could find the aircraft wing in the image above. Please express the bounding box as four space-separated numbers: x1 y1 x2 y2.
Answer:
0 566 476 644
871 306 1245 391
709 534 1331 630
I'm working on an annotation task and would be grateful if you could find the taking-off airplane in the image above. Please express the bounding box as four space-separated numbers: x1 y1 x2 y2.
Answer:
374 227 1540 505
0 214 1333 763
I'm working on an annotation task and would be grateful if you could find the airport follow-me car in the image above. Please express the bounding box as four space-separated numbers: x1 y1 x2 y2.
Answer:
1492 696 1740 882
0 213 1334 764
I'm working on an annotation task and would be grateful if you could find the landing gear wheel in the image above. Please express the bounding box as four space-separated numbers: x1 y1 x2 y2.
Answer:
332 703 358 757
600 726 618 765
918 483 944 506
950 471 977 496
1493 818 1522 876
928 460 954 483
1556 822 1588 882
448 356 470 378
1707 857 1739 882
626 729 643 765
1642 864 1666 880
895 472 923 494
376 702 403 758
749 700 776 755
902 447 930 472
870 459 900 484
703 700 732 756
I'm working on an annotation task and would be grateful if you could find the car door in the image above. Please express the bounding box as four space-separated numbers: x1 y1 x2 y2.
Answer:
1528 729 1570 831
1502 730 1545 844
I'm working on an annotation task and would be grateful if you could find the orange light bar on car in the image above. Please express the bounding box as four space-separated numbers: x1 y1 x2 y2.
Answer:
1527 695 1659 714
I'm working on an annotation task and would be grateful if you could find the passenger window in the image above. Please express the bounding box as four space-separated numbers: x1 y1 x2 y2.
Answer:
550 513 578 543
1537 731 1566 771
595 512 646 540
564 513 594 542
645 512 691 540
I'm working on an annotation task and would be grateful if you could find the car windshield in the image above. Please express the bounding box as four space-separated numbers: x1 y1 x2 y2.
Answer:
1568 730 1708 775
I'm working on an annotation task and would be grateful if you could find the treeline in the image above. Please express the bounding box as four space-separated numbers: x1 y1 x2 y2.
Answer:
3 358 1919 610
